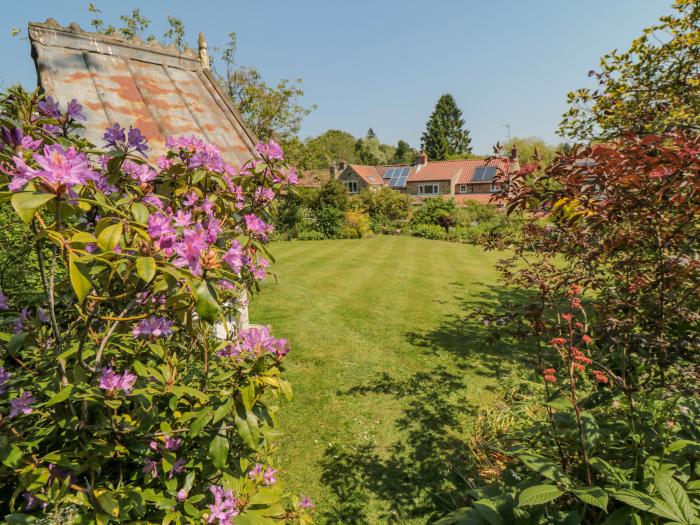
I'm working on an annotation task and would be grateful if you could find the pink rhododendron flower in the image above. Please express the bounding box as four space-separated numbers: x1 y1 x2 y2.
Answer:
142 459 158 479
222 325 289 360
132 316 173 340
0 367 11 394
177 489 188 502
243 214 273 241
174 225 208 275
169 458 186 479
26 144 102 194
142 194 165 209
263 467 277 485
99 367 137 394
299 496 314 509
173 210 192 227
9 391 36 418
122 159 156 184
183 191 199 207
255 140 284 161
223 240 244 274
207 485 240 525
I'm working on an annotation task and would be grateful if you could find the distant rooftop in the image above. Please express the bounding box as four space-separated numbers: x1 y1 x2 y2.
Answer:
28 19 257 166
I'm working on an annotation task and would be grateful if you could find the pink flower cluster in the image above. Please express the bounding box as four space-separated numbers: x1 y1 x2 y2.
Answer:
248 463 278 485
132 316 173 340
207 485 241 525
219 325 289 360
164 135 232 174
99 367 137 394
9 144 102 194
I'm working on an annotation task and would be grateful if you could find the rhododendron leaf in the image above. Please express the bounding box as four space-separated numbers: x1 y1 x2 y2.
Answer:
0 440 23 468
191 169 206 185
45 385 73 406
189 409 212 438
136 256 156 283
131 202 149 224
195 280 219 324
4 514 37 524
213 398 234 424
208 434 229 469
241 383 255 411
95 490 119 518
71 232 98 244
234 409 260 450
97 223 123 252
10 191 56 224
68 253 92 304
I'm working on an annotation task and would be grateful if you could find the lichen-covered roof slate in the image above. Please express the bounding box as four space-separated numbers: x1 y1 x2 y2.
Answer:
29 19 257 166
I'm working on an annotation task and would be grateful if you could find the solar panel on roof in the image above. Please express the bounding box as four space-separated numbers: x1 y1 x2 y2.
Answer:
384 168 395 179
473 167 497 182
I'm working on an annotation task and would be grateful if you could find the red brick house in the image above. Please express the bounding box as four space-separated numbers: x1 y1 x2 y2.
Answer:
335 149 519 205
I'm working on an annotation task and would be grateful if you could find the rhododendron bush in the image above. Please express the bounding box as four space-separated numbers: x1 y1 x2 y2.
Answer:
0 88 312 524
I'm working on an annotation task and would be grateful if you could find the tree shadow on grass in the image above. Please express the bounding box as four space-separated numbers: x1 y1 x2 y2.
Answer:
319 284 534 524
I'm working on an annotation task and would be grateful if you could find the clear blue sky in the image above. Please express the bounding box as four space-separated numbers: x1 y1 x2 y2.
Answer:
1 0 672 154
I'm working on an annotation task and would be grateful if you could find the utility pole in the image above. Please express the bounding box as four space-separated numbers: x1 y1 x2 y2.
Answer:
501 124 511 142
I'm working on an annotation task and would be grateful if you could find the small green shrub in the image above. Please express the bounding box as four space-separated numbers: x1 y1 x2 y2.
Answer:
297 229 325 241
410 223 447 240
341 210 371 239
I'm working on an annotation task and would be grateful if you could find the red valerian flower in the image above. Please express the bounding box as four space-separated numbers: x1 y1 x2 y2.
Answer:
582 334 593 345
592 370 609 384
549 337 567 346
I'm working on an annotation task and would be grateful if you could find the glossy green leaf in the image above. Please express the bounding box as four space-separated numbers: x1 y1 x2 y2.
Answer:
68 252 92 303
208 435 229 470
136 256 156 283
97 223 123 252
71 231 98 244
10 192 56 224
45 385 73 407
517 484 564 507
195 280 219 324
132 202 149 224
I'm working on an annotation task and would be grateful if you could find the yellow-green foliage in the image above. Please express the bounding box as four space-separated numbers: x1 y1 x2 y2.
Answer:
341 210 371 238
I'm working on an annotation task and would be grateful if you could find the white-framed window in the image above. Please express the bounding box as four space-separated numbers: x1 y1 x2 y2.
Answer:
343 180 358 193
418 184 439 195
490 182 500 193
458 184 468 193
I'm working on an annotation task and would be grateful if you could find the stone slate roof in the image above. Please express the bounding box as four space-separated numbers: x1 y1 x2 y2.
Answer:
28 19 257 166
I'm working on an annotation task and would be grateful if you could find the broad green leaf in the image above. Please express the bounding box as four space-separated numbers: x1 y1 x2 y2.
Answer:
95 490 119 518
234 411 258 450
71 231 98 244
97 223 123 252
132 202 149 224
208 435 229 470
189 410 212 438
68 253 92 303
0 443 23 468
572 486 608 510
248 487 283 506
45 385 73 407
518 453 572 487
195 280 219 324
611 488 683 522
213 399 234 424
472 498 504 525
601 507 638 525
655 472 696 525
10 192 56 224
665 440 700 454
517 484 564 507
4 514 38 524
136 256 156 283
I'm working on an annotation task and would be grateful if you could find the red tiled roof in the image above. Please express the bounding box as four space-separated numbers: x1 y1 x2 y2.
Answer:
297 170 330 188
347 164 383 186
410 158 515 183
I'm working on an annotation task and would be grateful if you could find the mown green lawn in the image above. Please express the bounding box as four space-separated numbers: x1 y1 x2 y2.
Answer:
249 236 524 524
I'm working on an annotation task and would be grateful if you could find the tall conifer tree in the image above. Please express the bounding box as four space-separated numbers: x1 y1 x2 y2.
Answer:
421 94 472 160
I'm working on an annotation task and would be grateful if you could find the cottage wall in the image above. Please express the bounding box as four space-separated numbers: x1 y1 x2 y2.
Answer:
405 179 452 196
337 170 369 194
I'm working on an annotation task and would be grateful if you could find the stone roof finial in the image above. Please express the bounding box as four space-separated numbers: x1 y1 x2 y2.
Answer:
198 32 210 70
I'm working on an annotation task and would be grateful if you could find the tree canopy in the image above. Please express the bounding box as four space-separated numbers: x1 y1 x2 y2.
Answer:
560 0 700 141
421 94 472 160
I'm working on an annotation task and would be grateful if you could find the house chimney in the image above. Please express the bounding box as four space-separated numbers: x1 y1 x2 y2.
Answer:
330 164 337 179
338 160 347 172
417 150 428 166
509 144 518 161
